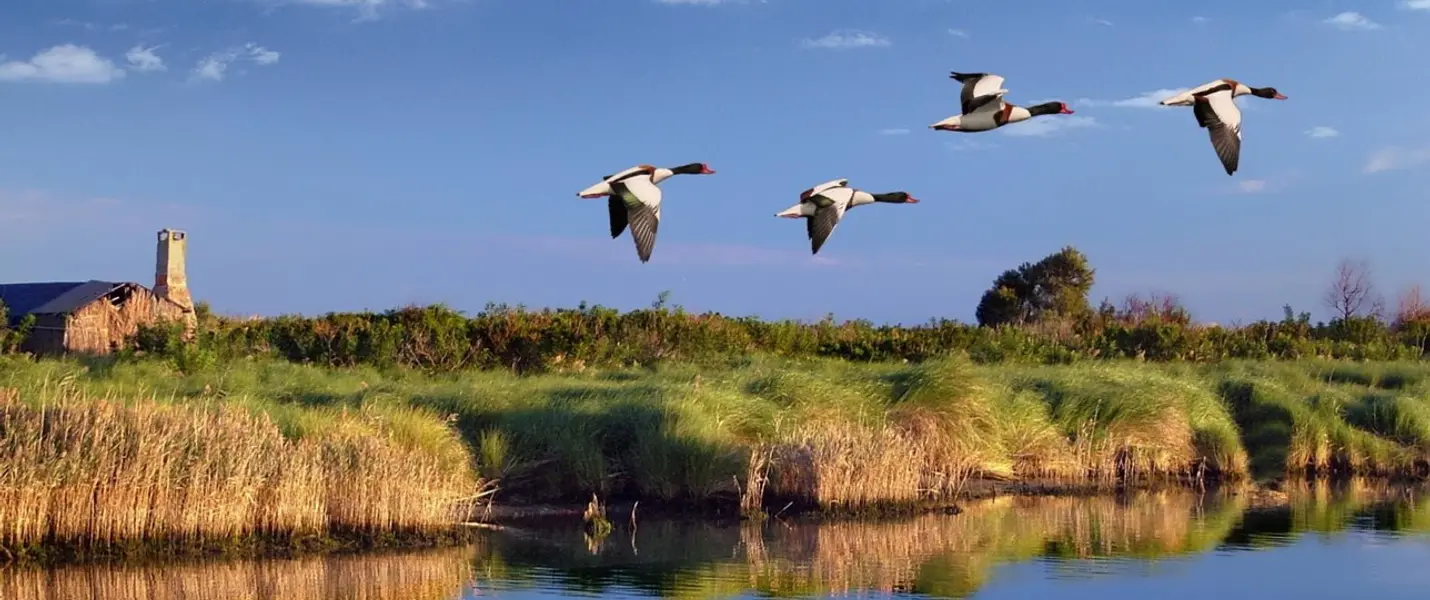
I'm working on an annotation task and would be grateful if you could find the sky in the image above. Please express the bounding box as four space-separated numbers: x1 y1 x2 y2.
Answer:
3 0 1430 326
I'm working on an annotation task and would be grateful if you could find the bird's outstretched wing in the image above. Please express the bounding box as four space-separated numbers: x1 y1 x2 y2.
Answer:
1193 91 1243 175
951 71 1007 115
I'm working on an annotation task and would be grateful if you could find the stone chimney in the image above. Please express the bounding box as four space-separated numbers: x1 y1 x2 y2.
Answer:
154 228 197 329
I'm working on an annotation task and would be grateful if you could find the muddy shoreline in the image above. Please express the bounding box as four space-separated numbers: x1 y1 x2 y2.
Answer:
463 477 1298 528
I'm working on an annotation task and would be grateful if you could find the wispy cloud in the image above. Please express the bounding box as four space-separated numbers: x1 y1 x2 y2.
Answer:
1088 17 1114 27
1078 88 1190 108
0 44 126 84
1403 0 1430 11
264 0 435 21
946 139 997 152
799 30 891 50
654 0 752 4
1364 146 1430 174
1192 16 1209 24
1324 11 1382 30
1306 126 1339 139
1236 180 1268 193
878 128 910 136
54 19 130 32
947 28 969 38
189 43 281 82
124 45 166 72
999 116 1099 138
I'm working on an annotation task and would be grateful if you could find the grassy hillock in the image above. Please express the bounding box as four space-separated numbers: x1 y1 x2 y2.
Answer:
4 353 1428 535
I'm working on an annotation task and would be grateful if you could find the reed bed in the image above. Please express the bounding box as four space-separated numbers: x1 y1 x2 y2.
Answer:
0 545 475 600
3 354 1430 519
0 384 477 554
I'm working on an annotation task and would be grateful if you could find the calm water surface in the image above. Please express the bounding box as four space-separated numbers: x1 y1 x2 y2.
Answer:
4 482 1428 599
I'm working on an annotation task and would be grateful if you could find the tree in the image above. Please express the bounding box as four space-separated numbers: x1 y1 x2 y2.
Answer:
1394 284 1430 327
1322 258 1383 321
975 246 1095 327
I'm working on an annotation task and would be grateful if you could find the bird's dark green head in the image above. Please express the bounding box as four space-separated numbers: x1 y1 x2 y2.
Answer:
1028 101 1075 116
873 192 919 204
669 162 716 175
1250 86 1287 100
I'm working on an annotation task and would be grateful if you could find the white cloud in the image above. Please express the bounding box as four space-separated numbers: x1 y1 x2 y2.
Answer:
1324 11 1382 30
249 45 281 65
999 115 1099 137
878 128 910 136
1079 88 1190 108
1192 16 1209 23
1363 146 1430 174
190 43 280 82
800 30 891 50
0 44 125 84
54 19 130 32
1088 17 1114 27
269 0 433 21
1402 1 1430 10
947 28 969 38
124 45 166 72
1306 126 1339 138
1236 179 1268 193
946 139 997 152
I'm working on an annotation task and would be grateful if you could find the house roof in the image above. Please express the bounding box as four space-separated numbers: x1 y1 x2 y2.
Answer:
0 281 129 324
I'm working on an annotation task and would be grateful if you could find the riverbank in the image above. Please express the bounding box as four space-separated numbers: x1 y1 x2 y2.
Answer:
0 377 481 565
3 354 1429 560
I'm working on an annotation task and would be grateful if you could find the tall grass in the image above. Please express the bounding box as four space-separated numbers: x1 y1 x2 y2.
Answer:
0 382 477 555
3 354 1430 528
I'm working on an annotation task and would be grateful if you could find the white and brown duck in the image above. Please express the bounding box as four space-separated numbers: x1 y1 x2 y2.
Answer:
775 179 919 255
576 162 716 263
1159 79 1287 176
930 71 1075 133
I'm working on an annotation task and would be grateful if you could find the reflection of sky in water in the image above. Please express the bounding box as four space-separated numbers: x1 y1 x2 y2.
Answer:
978 533 1430 600
464 531 1430 600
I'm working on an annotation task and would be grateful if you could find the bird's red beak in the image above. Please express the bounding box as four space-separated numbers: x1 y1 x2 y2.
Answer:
700 164 716 174
1060 105 1075 114
906 196 920 204
1274 93 1287 100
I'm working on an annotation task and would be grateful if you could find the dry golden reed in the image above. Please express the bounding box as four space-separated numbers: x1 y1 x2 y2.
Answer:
0 387 477 550
0 545 474 600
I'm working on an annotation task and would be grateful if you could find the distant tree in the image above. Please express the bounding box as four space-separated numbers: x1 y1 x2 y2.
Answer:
1394 284 1430 327
1322 258 1384 321
975 246 1095 327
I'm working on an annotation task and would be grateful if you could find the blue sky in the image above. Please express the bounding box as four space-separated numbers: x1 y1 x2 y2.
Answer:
3 0 1430 326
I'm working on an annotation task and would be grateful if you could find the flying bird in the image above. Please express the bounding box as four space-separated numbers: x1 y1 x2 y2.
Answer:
775 179 919 255
576 162 716 263
1158 79 1287 176
930 71 1075 133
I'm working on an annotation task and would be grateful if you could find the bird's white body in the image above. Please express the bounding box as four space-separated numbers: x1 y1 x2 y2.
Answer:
776 186 873 218
577 164 674 199
1159 79 1252 106
930 100 1033 132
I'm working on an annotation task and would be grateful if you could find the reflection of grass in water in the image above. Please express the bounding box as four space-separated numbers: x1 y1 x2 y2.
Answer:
475 490 1250 600
0 546 476 600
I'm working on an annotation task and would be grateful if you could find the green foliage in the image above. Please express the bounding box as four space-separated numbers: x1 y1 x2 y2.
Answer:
0 300 34 354
976 246 1095 327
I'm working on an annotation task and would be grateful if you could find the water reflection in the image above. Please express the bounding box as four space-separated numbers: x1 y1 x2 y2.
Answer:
0 546 474 600
2 480 1428 600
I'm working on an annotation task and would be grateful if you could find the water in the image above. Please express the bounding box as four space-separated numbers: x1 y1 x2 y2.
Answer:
3 482 1428 599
